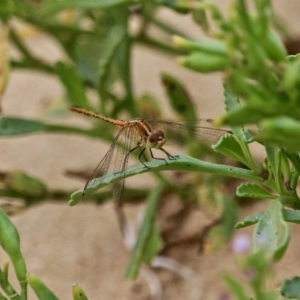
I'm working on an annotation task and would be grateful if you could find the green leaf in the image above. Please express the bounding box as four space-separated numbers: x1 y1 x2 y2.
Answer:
192 9 209 32
0 262 22 300
41 0 136 15
265 142 284 194
0 116 100 137
0 117 46 136
222 85 246 139
253 200 290 261
3 171 47 198
178 51 229 73
98 26 126 90
206 195 238 250
280 195 300 210
235 212 264 229
55 62 90 108
212 134 247 164
259 117 300 151
0 208 27 297
282 209 300 224
173 36 227 56
216 104 269 126
262 29 287 62
221 86 261 173
223 273 250 300
27 274 60 300
223 84 240 113
125 183 164 279
69 155 263 205
281 277 300 299
161 72 197 121
141 222 161 264
239 251 272 295
284 151 300 175
236 183 276 199
0 0 16 21
75 41 103 85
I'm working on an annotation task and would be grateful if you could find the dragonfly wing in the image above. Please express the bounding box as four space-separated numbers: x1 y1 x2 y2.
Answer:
83 126 131 197
146 119 231 144
112 125 136 206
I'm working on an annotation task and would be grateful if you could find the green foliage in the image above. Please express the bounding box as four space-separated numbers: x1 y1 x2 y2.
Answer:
235 212 264 229
72 284 89 300
224 251 282 299
236 183 276 199
27 274 59 300
281 277 300 299
125 183 164 279
253 200 290 261
1 0 300 299
0 208 27 298
161 72 197 121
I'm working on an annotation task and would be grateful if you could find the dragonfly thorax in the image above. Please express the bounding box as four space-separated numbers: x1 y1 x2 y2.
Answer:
147 130 166 149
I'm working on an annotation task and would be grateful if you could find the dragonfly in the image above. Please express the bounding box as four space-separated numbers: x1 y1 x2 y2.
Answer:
69 106 230 205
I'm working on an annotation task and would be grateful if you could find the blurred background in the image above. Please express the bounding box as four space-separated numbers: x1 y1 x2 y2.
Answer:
1 1 300 299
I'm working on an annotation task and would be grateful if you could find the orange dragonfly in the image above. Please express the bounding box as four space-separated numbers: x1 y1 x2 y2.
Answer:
69 106 230 204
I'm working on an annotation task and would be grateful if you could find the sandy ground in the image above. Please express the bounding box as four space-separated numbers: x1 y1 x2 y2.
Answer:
1 1 300 299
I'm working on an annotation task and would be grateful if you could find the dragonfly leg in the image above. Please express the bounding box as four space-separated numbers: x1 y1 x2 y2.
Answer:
150 149 168 165
159 148 179 161
138 147 150 169
149 148 178 165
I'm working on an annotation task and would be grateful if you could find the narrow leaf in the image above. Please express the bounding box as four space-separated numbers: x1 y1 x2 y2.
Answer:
98 26 126 88
69 155 263 205
55 62 90 107
3 171 47 197
161 73 197 121
0 208 27 297
27 274 60 300
125 183 164 279
223 273 250 300
0 117 46 136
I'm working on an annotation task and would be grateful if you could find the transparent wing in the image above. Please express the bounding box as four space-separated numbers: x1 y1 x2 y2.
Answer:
146 119 231 144
83 126 133 198
112 125 136 206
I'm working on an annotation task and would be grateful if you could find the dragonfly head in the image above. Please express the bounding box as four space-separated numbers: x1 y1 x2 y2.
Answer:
147 130 165 149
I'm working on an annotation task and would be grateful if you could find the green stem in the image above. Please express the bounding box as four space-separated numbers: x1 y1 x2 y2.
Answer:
70 154 264 204
10 60 55 74
0 263 22 300
9 29 32 59
150 16 190 38
9 29 55 74
134 34 186 56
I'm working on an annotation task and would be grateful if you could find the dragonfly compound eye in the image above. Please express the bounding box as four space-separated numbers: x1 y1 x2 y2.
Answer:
148 133 159 144
148 131 165 148
155 130 164 140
